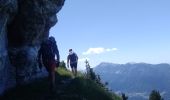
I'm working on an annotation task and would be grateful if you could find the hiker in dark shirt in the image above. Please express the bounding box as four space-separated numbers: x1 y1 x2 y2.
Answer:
67 49 78 76
38 36 60 91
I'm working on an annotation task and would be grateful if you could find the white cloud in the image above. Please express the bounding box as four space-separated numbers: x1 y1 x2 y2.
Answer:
82 48 104 55
106 48 118 52
82 47 118 55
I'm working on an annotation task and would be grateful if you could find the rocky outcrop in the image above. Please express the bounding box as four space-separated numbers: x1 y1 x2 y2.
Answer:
0 0 65 94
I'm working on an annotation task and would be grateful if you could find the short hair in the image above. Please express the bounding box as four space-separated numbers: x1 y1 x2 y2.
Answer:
69 49 72 52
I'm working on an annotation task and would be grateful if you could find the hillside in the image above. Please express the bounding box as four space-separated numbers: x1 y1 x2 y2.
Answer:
94 62 170 100
0 67 121 100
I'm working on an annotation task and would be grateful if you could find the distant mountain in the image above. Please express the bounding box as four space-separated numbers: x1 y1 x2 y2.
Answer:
94 62 170 100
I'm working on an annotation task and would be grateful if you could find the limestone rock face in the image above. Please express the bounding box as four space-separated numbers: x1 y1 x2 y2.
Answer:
0 0 65 94
0 0 18 94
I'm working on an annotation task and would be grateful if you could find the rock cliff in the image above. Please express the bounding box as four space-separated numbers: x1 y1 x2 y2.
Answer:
0 0 65 94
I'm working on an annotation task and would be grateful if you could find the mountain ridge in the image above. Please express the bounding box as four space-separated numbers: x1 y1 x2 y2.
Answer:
94 62 170 100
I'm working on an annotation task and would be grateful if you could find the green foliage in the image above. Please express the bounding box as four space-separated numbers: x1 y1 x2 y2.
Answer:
56 67 73 78
149 90 164 100
0 67 121 100
89 68 96 80
59 60 66 69
85 60 109 90
65 77 121 100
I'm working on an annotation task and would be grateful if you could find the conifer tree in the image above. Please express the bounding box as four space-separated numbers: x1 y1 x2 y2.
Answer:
149 90 163 100
85 60 108 89
59 60 66 69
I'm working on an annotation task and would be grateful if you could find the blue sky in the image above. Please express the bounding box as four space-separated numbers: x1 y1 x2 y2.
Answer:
50 0 170 70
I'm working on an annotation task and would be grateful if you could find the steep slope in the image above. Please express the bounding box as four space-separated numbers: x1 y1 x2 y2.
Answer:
0 68 121 100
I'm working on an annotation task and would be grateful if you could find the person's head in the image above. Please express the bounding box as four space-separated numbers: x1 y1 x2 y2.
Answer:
49 36 56 44
69 49 73 54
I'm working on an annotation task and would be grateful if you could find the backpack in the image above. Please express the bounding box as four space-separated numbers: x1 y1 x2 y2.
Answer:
40 40 55 60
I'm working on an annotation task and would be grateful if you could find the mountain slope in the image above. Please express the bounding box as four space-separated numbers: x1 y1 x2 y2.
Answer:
0 67 121 100
94 62 170 100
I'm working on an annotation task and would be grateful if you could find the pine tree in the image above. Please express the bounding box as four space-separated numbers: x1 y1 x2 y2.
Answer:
84 60 109 90
149 90 164 100
85 60 96 80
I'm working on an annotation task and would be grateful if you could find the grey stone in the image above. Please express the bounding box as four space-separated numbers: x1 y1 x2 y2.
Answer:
0 0 65 95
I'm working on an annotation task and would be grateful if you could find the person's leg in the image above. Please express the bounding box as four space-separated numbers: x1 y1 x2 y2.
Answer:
70 64 75 75
49 71 53 90
44 60 56 92
75 68 77 76
51 60 56 90
74 63 78 76
51 71 55 89
43 60 51 87
71 68 74 74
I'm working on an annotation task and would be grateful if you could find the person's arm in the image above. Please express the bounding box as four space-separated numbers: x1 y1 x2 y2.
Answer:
56 45 60 62
75 53 78 62
67 55 69 68
53 43 60 62
53 43 60 67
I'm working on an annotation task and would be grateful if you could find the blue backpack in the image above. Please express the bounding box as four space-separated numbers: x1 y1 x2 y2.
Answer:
39 40 55 60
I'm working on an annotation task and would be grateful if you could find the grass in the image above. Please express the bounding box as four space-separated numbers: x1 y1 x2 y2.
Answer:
0 67 121 100
63 77 121 100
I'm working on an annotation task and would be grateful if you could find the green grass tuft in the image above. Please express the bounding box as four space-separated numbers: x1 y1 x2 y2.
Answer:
0 68 121 100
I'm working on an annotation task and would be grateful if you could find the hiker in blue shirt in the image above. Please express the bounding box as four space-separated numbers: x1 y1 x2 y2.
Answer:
67 49 78 76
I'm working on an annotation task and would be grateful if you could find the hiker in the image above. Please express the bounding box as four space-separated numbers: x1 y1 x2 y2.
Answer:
67 49 78 76
38 36 60 91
